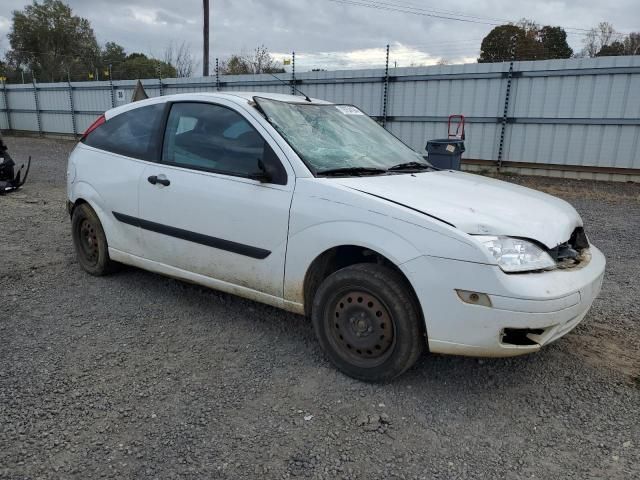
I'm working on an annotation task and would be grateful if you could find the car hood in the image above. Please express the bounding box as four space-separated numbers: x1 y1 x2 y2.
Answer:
334 170 582 249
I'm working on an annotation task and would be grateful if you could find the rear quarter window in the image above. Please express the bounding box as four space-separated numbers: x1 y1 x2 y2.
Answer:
83 103 166 161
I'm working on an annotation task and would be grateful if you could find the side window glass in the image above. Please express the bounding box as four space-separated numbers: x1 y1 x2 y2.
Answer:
84 103 165 161
162 102 284 183
176 116 198 134
223 121 253 139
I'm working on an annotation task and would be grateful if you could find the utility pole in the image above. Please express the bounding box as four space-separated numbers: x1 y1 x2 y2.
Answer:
203 0 210 76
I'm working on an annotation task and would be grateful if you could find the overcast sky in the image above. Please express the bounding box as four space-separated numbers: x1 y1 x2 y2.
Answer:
0 0 638 72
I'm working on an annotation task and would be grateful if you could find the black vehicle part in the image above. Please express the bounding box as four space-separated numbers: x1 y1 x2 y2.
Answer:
547 227 591 269
501 328 546 346
0 153 31 195
266 72 312 102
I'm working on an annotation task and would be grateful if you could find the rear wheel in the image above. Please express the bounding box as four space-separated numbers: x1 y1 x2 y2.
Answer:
311 263 424 382
71 203 118 276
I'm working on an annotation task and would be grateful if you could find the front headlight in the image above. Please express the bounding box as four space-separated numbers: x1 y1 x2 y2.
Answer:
475 236 556 272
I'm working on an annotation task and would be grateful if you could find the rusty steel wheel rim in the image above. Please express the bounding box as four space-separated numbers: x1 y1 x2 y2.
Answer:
328 289 395 367
79 218 99 265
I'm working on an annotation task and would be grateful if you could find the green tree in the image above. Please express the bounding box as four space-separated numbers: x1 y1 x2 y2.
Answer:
101 42 126 68
479 23 573 63
478 25 543 63
0 60 18 83
7 0 100 82
220 54 251 75
596 41 626 57
539 26 573 59
114 53 176 80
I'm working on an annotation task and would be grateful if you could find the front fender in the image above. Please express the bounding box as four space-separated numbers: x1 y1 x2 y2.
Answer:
283 220 423 304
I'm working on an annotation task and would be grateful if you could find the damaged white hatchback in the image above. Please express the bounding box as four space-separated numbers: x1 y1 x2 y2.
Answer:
67 92 606 381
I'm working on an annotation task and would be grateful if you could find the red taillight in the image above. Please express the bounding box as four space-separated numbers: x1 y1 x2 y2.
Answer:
81 114 106 140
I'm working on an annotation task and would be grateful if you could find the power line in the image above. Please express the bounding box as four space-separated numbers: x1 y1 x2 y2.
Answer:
342 0 512 24
370 0 598 33
326 0 632 36
327 0 503 26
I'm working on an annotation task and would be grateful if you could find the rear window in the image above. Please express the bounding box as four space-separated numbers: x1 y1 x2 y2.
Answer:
83 103 165 161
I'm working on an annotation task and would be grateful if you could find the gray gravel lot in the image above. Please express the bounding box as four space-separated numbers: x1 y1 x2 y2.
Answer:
1 135 639 479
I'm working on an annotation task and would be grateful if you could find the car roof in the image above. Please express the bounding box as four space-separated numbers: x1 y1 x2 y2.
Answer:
104 91 332 119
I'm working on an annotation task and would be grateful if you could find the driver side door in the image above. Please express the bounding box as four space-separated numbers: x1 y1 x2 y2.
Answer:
137 100 294 298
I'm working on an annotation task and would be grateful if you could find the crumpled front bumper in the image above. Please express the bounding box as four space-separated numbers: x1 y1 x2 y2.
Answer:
400 246 606 357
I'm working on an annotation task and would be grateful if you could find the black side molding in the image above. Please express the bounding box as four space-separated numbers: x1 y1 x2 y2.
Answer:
112 212 271 260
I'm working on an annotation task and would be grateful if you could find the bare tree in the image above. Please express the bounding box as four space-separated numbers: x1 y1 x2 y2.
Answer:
582 22 616 57
219 45 284 75
164 41 196 78
516 18 540 39
251 45 284 74
623 32 640 55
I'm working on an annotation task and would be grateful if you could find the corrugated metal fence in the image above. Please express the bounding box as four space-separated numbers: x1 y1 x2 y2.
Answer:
1 55 639 179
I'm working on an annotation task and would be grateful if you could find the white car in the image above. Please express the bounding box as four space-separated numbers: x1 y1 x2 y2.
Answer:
67 92 606 381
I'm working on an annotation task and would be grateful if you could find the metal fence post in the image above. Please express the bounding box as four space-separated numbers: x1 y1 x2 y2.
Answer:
32 77 43 136
153 64 162 97
109 64 115 107
291 51 296 95
1 79 11 132
67 73 77 138
216 58 220 91
382 44 390 128
497 35 516 169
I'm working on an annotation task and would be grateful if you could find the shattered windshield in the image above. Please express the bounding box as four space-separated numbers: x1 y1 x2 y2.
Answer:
254 97 429 175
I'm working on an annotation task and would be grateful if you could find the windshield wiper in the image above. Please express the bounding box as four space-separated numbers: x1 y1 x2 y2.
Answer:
387 161 433 172
317 167 388 177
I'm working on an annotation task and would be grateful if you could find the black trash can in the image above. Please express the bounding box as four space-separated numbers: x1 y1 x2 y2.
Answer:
425 139 465 170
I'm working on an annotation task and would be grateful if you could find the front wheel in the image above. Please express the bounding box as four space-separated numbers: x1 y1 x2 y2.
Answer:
311 263 425 382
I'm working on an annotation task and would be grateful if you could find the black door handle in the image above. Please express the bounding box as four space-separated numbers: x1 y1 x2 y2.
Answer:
147 175 170 186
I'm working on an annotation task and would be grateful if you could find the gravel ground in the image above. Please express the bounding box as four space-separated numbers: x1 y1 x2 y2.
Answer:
1 135 639 480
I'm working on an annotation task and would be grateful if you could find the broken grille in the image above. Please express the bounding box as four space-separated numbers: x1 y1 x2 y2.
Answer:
548 227 590 269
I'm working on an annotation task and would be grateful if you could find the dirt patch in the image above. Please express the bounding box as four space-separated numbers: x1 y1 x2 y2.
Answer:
484 172 640 203
566 329 640 382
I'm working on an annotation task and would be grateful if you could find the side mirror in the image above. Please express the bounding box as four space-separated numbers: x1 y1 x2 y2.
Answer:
248 158 272 183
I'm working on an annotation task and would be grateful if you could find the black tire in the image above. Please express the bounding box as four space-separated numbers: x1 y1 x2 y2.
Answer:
311 263 425 382
71 203 118 276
